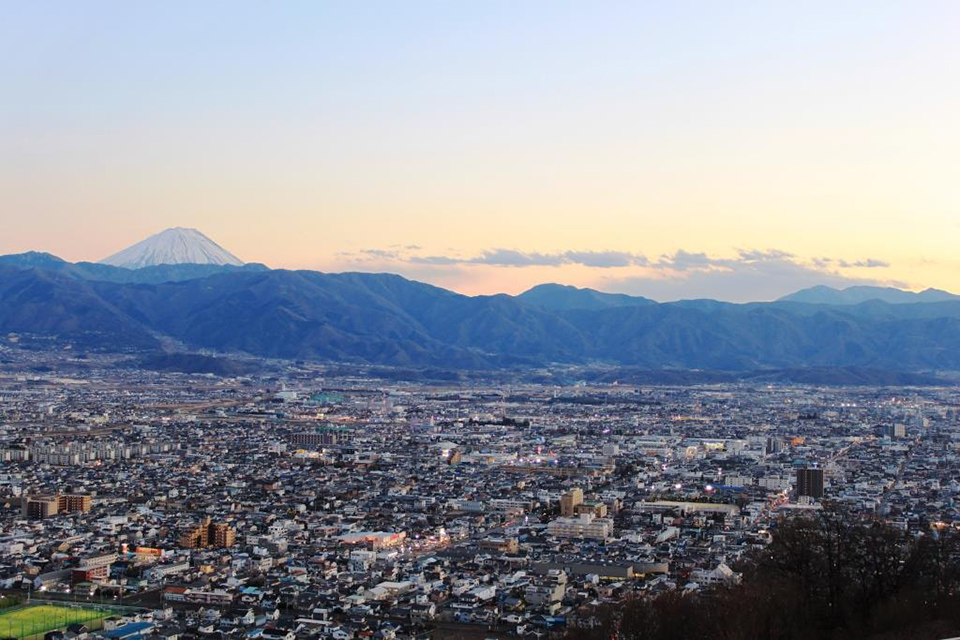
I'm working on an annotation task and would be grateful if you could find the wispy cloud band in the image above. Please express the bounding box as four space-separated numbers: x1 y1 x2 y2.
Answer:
343 246 890 273
336 245 898 302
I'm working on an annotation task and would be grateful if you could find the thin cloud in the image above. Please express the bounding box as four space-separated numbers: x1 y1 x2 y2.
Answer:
404 248 649 269
562 251 648 268
337 245 898 301
409 254 467 266
345 246 890 274
606 251 901 302
813 256 890 269
656 249 715 271
853 258 889 268
469 249 568 267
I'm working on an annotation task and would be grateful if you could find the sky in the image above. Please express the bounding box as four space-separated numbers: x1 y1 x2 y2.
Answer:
2 1 959 302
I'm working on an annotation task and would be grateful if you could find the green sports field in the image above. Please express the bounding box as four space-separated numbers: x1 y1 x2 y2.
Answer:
0 604 108 639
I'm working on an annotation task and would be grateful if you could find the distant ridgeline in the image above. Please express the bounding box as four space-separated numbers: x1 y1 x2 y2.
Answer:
2 251 960 375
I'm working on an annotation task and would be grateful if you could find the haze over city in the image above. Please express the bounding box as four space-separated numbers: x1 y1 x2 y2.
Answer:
4 1 960 301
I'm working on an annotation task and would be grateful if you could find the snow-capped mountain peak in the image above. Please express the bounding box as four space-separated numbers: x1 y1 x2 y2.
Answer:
100 227 244 269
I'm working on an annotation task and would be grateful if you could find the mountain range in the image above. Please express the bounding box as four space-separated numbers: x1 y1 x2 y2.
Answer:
2 230 959 375
0 251 267 284
778 285 960 305
3 253 960 373
518 283 656 311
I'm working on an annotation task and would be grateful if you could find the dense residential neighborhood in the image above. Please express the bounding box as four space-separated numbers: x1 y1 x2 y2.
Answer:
1 346 958 639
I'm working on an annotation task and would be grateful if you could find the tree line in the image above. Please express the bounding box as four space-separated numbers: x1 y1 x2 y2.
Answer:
565 511 960 640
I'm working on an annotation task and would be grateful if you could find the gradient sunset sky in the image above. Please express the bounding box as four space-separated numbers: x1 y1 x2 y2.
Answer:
3 1 959 301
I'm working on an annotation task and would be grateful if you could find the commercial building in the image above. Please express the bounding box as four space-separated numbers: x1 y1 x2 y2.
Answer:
336 531 406 550
575 500 608 518
547 513 613 540
478 537 519 554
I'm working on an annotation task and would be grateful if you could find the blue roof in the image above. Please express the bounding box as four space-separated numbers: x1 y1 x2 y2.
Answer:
101 622 154 638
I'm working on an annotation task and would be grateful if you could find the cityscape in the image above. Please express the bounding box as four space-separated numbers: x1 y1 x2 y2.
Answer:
1 344 959 639
4 2 960 639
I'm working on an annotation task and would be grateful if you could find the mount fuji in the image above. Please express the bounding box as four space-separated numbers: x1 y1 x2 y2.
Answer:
100 227 244 269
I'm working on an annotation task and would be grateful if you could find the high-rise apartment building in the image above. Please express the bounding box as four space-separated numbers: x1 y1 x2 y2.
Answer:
560 488 584 517
883 424 907 439
21 493 91 519
22 495 60 519
796 468 825 500
180 517 236 549
59 494 92 513
210 522 236 548
179 522 207 549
